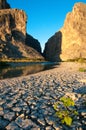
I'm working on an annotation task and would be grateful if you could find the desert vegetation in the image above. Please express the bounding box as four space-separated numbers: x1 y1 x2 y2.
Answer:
53 96 78 126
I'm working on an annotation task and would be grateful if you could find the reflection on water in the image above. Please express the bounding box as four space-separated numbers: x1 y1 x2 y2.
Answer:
0 62 58 79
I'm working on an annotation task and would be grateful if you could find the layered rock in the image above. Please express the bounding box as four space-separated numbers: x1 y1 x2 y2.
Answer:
44 2 86 61
0 9 26 41
0 0 43 60
0 8 26 59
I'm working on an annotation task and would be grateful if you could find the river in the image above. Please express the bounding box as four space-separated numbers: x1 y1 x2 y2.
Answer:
0 62 59 79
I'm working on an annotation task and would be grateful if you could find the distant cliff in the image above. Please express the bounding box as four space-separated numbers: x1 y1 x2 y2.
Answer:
43 31 62 61
0 0 43 60
44 2 86 61
25 33 42 54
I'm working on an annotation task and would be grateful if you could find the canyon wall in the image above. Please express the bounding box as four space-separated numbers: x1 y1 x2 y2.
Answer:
0 0 43 60
44 2 86 61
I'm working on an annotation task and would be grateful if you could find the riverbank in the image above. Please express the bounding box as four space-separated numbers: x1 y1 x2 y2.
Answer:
0 62 86 130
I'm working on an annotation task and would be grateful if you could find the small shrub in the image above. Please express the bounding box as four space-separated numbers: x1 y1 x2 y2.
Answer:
79 68 86 72
53 96 78 126
78 58 86 63
67 58 86 63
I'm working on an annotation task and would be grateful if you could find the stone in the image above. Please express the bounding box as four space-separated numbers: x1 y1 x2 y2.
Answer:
0 100 5 105
6 103 13 108
18 114 25 118
53 123 62 130
6 121 20 130
4 112 15 121
0 106 3 111
16 100 27 107
0 106 4 116
12 107 22 112
37 118 46 126
45 126 54 130
0 118 9 128
31 128 40 130
81 109 86 116
16 117 38 129
45 116 56 125
65 92 78 101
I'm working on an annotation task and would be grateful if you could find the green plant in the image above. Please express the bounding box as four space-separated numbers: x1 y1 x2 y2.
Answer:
78 58 86 63
79 68 86 72
53 96 78 126
66 58 86 63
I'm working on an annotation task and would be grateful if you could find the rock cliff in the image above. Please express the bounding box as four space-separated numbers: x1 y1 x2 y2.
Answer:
25 33 42 54
0 0 10 9
43 31 62 61
44 2 86 61
0 0 43 60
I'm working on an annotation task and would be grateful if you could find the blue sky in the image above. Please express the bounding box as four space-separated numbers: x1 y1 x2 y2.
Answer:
7 0 86 50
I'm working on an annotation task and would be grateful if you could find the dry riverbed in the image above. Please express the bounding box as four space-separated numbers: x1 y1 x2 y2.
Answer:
0 62 86 130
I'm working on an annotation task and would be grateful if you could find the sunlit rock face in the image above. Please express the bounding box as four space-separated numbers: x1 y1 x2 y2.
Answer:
0 8 27 58
44 2 86 61
60 2 86 61
0 9 26 41
0 0 44 60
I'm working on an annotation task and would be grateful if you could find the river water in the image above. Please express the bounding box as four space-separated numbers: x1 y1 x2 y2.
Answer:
0 62 59 79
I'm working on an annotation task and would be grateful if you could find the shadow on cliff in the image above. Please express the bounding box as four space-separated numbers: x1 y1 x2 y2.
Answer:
12 31 42 54
12 30 25 43
25 33 42 54
0 39 23 58
43 31 62 62
0 29 44 59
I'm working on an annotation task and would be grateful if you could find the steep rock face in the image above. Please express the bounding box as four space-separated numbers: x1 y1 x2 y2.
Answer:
0 8 27 58
25 33 42 54
60 2 86 61
44 31 62 61
0 0 10 9
44 2 86 61
0 0 43 60
0 9 26 41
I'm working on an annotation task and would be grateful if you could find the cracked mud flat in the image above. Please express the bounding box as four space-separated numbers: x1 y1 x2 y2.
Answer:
0 62 86 130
